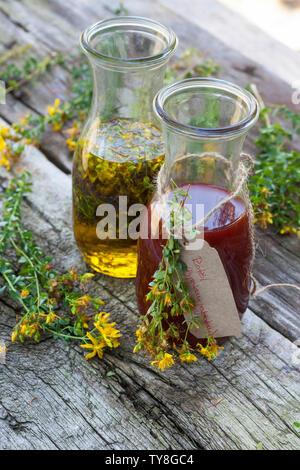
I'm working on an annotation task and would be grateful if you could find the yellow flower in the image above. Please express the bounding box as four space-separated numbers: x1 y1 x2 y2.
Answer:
80 332 105 360
259 211 273 229
46 311 61 324
151 352 175 371
18 322 39 338
67 269 77 281
0 344 7 357
47 98 61 116
53 122 62 131
151 285 161 297
280 226 297 235
122 133 131 140
0 155 10 171
66 138 76 150
95 323 121 348
261 187 270 197
199 345 212 360
179 352 198 363
20 323 27 335
0 126 9 137
96 311 111 324
265 213 273 224
0 135 7 152
20 289 29 298
75 295 90 309
136 328 143 342
11 331 18 343
209 342 224 357
197 341 224 361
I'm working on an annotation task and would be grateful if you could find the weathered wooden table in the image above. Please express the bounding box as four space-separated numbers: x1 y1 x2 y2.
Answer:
0 0 299 450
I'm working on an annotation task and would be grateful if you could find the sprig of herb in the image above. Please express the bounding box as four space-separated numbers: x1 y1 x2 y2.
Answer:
114 2 129 15
248 90 300 235
0 51 64 93
0 172 121 358
164 48 219 85
133 183 223 370
0 44 32 66
0 54 93 164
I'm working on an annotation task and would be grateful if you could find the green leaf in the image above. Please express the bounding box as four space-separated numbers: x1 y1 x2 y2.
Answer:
106 371 116 377
0 286 6 295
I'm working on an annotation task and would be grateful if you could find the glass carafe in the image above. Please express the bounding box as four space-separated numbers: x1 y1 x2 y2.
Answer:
72 17 177 278
136 78 259 346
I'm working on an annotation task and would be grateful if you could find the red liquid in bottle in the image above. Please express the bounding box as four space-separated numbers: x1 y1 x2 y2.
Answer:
136 183 253 346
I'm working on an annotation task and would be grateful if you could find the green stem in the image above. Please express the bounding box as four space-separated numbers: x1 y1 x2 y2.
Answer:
2 271 31 314
0 179 26 251
16 226 44 268
6 54 58 94
44 326 85 341
10 237 41 314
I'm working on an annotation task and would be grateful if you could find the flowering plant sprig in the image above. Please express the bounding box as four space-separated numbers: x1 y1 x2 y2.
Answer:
133 183 223 370
0 51 92 168
0 52 64 93
248 87 300 236
164 48 220 85
0 172 121 358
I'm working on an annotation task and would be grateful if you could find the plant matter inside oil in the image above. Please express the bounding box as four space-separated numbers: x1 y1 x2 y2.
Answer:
73 118 164 278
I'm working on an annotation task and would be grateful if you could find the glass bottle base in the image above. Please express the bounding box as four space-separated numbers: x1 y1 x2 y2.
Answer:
77 242 137 278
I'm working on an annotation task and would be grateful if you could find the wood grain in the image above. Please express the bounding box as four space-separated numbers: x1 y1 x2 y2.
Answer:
0 0 299 451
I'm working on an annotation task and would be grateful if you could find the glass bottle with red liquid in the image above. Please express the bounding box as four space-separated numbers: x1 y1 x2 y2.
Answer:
136 78 259 346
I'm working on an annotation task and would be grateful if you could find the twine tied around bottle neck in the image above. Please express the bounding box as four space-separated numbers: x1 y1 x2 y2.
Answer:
155 151 300 298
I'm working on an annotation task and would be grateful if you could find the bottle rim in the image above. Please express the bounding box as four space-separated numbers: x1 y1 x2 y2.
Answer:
80 16 178 68
154 78 259 139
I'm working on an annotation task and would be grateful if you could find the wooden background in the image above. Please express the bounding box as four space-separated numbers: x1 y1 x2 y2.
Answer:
0 0 299 450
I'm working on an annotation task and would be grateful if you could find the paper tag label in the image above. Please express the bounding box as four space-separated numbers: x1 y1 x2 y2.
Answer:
181 240 242 338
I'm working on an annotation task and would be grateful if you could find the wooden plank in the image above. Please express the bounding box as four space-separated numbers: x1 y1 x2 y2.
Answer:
250 229 300 341
0 138 299 450
0 0 299 450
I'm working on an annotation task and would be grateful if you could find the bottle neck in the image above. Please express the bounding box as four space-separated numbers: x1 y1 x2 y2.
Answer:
88 60 167 124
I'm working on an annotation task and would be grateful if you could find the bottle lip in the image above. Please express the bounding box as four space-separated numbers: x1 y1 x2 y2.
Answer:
80 16 178 69
154 78 259 139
